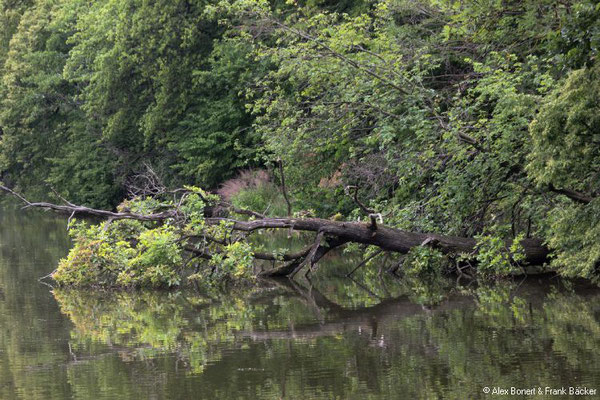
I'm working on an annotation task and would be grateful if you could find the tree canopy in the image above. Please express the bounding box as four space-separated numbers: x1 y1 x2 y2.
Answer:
0 0 599 285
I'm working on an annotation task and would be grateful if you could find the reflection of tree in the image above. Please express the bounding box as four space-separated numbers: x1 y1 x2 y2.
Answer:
0 209 73 400
53 284 323 374
1 206 598 399
543 294 600 371
241 279 471 342
52 278 600 399
415 283 600 399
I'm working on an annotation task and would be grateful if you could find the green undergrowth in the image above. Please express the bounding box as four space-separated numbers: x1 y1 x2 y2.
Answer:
52 187 256 288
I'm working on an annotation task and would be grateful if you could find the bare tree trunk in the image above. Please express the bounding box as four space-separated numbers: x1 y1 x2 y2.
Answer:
206 216 548 272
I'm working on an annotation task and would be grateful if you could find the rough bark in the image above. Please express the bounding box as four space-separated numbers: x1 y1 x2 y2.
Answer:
205 216 548 274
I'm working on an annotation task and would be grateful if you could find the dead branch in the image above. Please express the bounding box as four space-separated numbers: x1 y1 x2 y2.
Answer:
344 185 375 215
229 205 265 219
290 230 324 278
125 163 167 198
260 235 349 277
0 184 178 221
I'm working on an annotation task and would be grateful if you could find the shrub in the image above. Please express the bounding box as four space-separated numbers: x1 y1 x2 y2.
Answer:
220 169 289 216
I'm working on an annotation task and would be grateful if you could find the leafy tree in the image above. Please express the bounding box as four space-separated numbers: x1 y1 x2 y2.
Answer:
0 0 118 206
1 0 600 280
528 64 600 278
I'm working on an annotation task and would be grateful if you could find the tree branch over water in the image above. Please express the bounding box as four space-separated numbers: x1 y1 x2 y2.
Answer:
0 183 549 280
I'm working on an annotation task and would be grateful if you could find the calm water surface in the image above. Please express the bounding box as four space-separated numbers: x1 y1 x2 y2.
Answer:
0 208 599 399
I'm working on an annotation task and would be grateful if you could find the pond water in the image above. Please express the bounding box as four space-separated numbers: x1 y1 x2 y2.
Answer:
0 208 599 399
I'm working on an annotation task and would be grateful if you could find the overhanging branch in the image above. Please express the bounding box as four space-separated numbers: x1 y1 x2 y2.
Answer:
548 183 595 205
0 184 550 278
0 184 177 221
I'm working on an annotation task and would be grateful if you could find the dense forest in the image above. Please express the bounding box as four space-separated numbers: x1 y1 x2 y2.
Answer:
0 0 599 287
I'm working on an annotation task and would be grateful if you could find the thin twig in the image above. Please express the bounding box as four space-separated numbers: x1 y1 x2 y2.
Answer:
344 185 374 215
346 249 383 277
277 158 292 216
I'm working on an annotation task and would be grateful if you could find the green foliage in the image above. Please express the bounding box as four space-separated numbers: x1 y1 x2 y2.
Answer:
118 227 183 287
53 193 256 288
0 0 116 206
206 241 255 281
404 246 445 277
544 200 600 280
528 65 600 193
549 0 600 69
54 219 140 286
474 234 525 278
0 0 261 206
209 0 600 280
230 182 288 217
0 0 34 70
527 64 600 279
167 38 264 186
2 0 600 281
402 247 450 305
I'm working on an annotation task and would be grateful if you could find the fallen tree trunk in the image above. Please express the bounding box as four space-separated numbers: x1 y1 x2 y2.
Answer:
0 184 549 278
211 216 545 258
204 216 548 276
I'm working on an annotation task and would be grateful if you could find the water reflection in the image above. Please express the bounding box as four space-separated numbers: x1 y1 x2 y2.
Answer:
0 207 599 399
0 207 72 400
51 279 600 400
